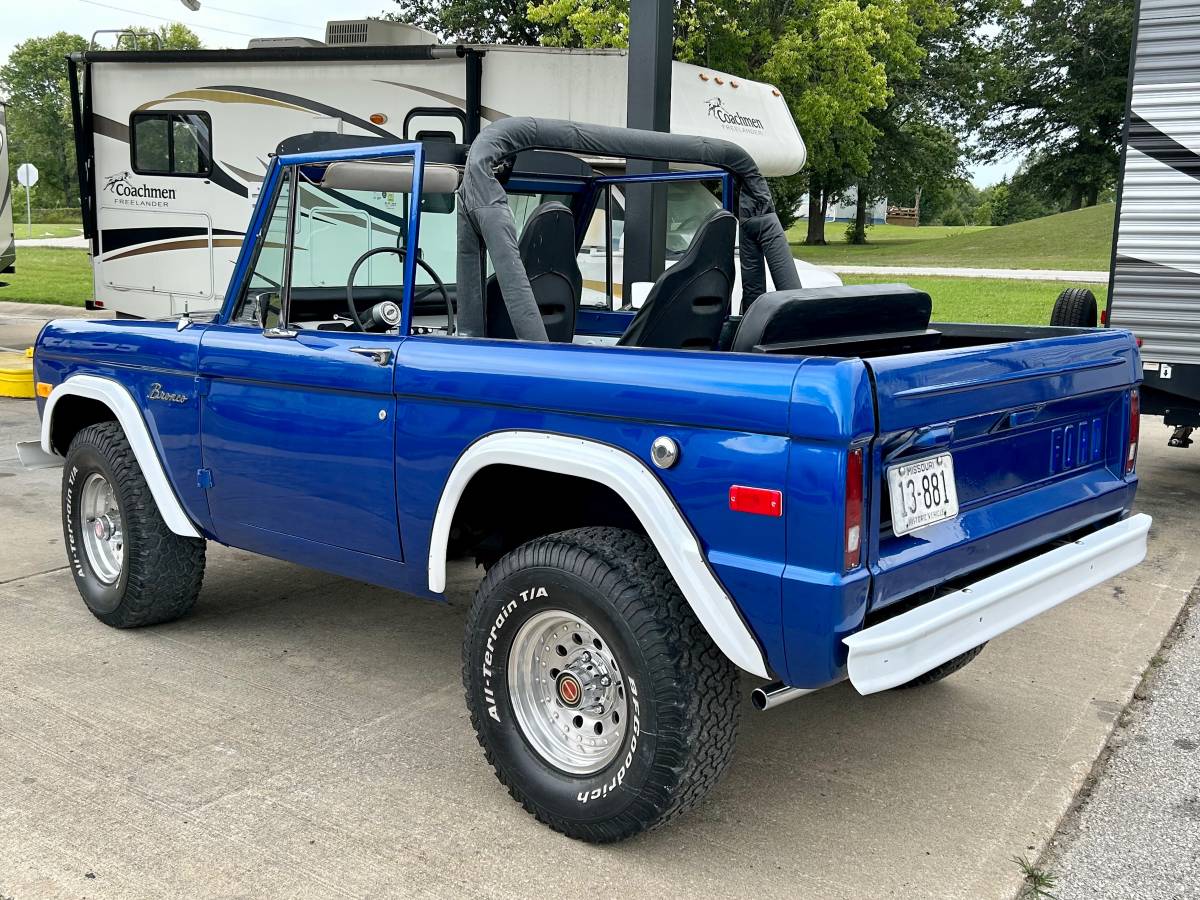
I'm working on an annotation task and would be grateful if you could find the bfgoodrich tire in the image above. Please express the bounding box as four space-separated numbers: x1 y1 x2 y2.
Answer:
63 421 206 628
1050 287 1098 327
463 527 741 842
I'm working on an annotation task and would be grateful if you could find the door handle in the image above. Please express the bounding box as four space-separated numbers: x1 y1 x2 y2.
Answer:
348 347 393 366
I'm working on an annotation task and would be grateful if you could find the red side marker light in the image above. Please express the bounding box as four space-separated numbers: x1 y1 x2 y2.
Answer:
1100 308 1108 325
729 485 782 517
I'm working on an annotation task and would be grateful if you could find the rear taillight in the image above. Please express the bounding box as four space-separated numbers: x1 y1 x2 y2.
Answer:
1126 389 1140 475
1100 308 1108 326
844 447 864 571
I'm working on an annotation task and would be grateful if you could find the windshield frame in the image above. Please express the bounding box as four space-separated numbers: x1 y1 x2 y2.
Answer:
219 141 427 333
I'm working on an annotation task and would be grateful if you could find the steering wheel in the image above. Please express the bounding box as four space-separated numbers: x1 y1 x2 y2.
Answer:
345 246 455 334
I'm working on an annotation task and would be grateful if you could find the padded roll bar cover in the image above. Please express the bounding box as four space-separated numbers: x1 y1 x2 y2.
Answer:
740 211 802 308
485 201 582 342
618 210 736 350
731 283 933 353
456 117 793 338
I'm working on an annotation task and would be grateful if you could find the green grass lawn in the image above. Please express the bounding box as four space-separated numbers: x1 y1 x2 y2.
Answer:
12 222 85 239
790 221 992 244
0 247 91 306
841 274 1091 325
790 204 1115 271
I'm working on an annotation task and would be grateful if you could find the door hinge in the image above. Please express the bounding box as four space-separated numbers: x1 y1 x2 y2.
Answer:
195 375 211 397
196 468 214 489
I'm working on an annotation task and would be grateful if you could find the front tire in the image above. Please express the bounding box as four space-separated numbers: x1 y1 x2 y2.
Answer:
463 527 740 842
63 421 206 628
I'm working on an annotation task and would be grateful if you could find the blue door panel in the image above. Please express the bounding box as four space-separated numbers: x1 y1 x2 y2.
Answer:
198 325 404 561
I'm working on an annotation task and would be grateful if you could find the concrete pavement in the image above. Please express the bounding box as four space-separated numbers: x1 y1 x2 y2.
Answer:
13 236 88 249
1048 592 1200 898
0 399 1196 899
818 264 1109 283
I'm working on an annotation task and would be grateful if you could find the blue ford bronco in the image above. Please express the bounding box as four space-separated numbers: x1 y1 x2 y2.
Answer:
24 118 1151 841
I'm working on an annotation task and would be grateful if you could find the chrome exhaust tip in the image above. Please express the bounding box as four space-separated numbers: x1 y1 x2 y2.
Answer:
751 682 814 711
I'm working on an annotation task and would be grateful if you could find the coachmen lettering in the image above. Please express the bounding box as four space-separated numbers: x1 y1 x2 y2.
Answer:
104 172 176 208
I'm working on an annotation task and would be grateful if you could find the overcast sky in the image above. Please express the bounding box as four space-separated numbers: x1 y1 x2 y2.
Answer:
3 0 1018 187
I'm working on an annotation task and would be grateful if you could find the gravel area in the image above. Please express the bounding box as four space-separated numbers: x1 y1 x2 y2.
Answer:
1047 591 1200 899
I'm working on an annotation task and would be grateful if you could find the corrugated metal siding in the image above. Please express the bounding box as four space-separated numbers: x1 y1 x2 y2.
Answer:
1111 2 1200 362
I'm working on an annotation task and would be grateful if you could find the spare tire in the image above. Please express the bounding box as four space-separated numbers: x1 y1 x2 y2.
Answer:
1050 287 1099 327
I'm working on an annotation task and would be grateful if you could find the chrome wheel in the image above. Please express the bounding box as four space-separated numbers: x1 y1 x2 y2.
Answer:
507 609 629 775
80 472 124 584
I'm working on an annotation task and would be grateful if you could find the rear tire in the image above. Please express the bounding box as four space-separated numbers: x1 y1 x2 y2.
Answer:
463 526 740 842
1050 287 1098 327
62 422 206 628
893 644 986 689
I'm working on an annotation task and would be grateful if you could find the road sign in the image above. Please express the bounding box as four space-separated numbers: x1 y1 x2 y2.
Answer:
16 163 38 238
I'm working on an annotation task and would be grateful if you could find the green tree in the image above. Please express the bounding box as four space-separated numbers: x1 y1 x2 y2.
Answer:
1 26 200 209
525 0 953 245
850 111 962 240
917 175 978 224
0 32 88 208
389 0 547 43
977 0 1133 209
121 23 204 50
846 0 988 242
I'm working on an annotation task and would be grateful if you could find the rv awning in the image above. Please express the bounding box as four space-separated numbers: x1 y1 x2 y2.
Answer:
456 116 800 340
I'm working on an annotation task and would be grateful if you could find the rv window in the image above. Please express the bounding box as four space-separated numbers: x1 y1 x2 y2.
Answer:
131 112 212 177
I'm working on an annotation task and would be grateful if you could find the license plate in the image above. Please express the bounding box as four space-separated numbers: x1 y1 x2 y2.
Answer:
887 453 959 536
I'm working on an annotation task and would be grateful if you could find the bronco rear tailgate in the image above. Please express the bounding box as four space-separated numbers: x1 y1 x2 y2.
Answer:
865 327 1141 611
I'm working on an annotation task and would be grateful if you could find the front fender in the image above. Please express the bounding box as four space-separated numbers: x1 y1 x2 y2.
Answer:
41 375 202 539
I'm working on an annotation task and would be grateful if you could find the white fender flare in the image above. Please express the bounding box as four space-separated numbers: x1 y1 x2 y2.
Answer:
41 375 202 539
428 431 771 678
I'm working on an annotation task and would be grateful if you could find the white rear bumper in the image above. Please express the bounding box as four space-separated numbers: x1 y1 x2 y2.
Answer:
844 513 1153 694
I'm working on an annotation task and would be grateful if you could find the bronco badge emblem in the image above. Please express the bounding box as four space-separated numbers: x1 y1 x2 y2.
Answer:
148 383 188 404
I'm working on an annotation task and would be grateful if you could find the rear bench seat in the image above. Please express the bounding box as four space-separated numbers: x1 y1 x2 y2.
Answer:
730 284 938 357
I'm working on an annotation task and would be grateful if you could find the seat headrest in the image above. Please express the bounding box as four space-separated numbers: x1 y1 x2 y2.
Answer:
731 284 933 353
616 209 736 350
518 201 574 256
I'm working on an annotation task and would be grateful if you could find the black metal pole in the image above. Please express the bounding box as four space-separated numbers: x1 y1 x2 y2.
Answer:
622 0 673 307
464 49 483 143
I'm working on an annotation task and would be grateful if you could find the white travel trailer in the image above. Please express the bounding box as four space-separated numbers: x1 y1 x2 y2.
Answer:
69 20 838 318
1 101 14 275
1090 0 1200 446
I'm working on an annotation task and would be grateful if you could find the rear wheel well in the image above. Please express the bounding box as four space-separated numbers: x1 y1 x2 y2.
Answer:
447 465 644 568
49 396 118 455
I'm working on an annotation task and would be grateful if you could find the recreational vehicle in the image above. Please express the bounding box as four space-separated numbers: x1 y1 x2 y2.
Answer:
1084 0 1200 446
69 20 838 319
1 102 14 275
